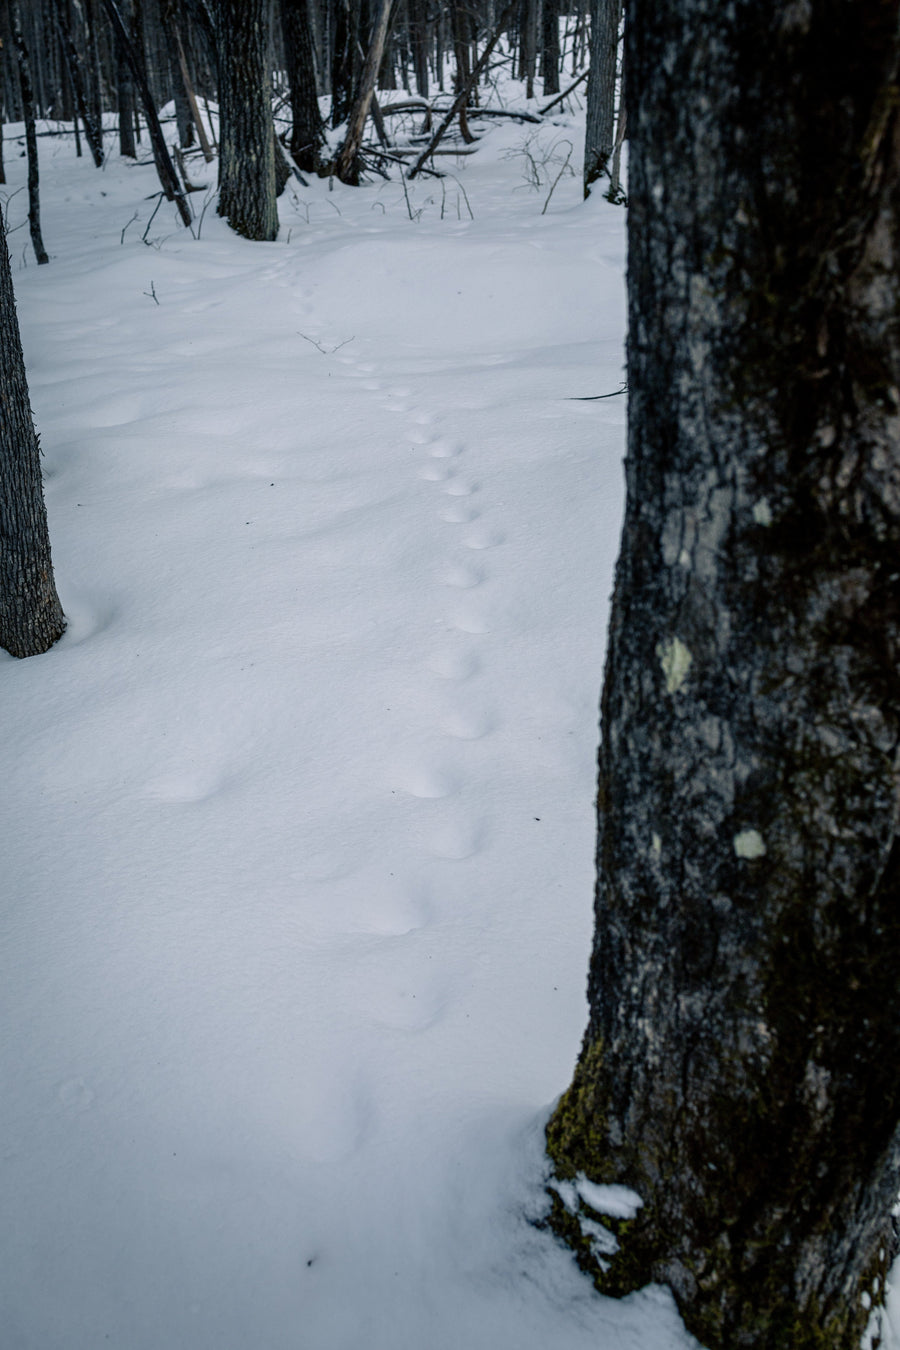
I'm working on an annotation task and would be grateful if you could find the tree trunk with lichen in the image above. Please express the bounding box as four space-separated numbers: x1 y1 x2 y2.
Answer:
0 222 65 658
215 0 278 240
546 3 900 1349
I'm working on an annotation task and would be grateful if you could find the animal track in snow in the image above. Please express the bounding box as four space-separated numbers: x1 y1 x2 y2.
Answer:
427 645 481 681
463 524 504 550
449 607 491 635
437 562 482 589
442 479 476 497
426 815 484 860
359 883 432 937
439 503 478 524
439 705 494 741
394 759 460 800
363 954 450 1033
418 463 454 482
428 440 462 459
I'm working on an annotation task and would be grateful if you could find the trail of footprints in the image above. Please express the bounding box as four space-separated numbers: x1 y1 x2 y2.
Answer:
325 352 505 1033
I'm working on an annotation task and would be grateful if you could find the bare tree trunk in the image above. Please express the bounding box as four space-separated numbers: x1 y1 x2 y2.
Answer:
606 59 625 200
408 0 514 177
215 0 278 239
115 0 137 155
408 0 428 97
334 0 392 181
57 3 105 165
11 2 49 264
99 0 192 224
330 0 358 124
83 0 104 146
582 0 618 193
173 22 213 160
520 0 536 97
449 0 475 141
281 0 323 170
540 0 559 95
546 2 900 1348
0 217 65 656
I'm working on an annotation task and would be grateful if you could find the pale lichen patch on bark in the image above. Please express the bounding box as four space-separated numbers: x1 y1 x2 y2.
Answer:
733 828 766 858
657 636 693 693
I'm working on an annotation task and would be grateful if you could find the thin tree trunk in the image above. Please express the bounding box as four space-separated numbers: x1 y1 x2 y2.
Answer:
281 0 323 171
330 0 357 125
173 23 213 159
518 0 536 97
57 6 105 165
83 0 104 146
0 217 64 656
540 0 559 95
334 0 392 182
606 60 625 200
214 0 278 240
408 0 427 96
408 0 514 177
449 0 475 142
11 3 49 264
115 0 137 156
99 0 192 224
582 0 618 193
170 46 194 144
546 2 900 1348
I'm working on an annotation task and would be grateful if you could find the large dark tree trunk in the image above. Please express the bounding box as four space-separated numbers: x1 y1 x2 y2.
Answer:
582 0 618 194
0 220 65 657
215 0 277 239
546 3 900 1349
281 0 323 171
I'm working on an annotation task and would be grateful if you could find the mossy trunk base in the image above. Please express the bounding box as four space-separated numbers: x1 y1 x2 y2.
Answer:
547 2 900 1347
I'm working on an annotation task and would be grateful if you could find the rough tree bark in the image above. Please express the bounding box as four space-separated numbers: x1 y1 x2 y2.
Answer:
0 218 65 657
540 0 560 96
334 0 392 181
214 0 278 240
99 0 192 225
582 0 618 194
408 0 428 97
407 0 515 177
115 0 137 158
330 0 360 126
546 3 900 1349
281 0 324 171
11 1 49 264
58 3 105 166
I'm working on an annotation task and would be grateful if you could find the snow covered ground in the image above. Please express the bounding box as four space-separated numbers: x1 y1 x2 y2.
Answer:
1 97 894 1350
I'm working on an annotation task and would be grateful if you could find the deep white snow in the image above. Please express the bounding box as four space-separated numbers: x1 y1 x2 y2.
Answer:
1 93 895 1350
